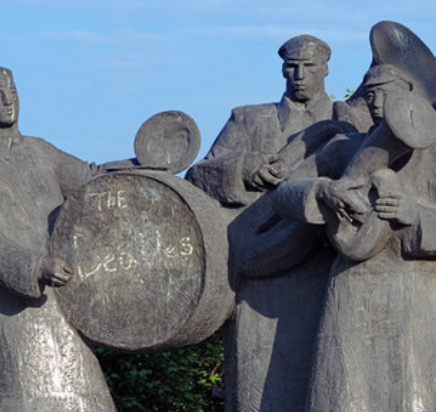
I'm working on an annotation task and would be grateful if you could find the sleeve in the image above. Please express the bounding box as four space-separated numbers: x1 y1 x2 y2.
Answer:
272 135 362 224
228 189 326 280
0 233 45 298
402 199 436 258
274 177 330 224
186 108 263 206
35 138 94 198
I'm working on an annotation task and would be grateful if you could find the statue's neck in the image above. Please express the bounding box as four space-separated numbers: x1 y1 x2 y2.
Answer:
0 124 22 160
0 124 21 141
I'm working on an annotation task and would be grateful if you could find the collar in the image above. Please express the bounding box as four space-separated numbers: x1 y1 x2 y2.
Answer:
277 91 332 131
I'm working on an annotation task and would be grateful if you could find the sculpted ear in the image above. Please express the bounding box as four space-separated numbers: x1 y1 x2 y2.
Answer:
282 62 287 79
324 63 329 77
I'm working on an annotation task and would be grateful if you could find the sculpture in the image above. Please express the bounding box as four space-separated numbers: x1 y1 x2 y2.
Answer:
3 17 436 412
274 41 436 412
186 35 366 216
0 67 117 412
187 35 370 412
188 19 436 412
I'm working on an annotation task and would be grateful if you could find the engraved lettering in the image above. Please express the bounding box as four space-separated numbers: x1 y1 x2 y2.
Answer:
88 192 107 211
107 192 117 209
103 254 117 272
180 237 194 256
156 230 161 253
79 257 102 279
165 246 177 259
119 251 139 270
117 190 128 208
72 233 83 249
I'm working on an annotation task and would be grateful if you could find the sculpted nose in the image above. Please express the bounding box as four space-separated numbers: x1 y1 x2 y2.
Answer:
2 92 12 106
373 93 383 109
294 64 304 80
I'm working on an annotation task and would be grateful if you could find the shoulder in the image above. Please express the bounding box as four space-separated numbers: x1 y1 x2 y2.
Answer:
230 103 278 123
333 98 374 133
23 135 59 151
22 135 59 157
23 135 87 165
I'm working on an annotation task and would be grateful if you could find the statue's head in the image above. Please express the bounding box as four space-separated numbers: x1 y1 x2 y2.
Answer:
279 35 330 103
0 68 18 128
364 65 412 125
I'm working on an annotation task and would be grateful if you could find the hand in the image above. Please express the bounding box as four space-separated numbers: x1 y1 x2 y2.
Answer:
317 178 370 223
40 256 74 287
250 154 284 190
375 192 417 225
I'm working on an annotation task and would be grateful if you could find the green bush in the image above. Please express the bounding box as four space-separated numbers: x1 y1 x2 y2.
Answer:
96 329 224 412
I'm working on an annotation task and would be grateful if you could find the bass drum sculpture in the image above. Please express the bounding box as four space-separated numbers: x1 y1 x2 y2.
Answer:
51 112 234 352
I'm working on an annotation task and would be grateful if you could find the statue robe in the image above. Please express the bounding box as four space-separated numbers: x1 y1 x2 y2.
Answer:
0 134 116 412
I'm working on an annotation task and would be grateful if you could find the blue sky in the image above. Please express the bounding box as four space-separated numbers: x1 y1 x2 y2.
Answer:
2 0 436 169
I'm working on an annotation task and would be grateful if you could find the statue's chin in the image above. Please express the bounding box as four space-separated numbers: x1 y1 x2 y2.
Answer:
0 119 16 128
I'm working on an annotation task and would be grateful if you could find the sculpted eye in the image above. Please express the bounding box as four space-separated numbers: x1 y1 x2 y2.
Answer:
366 92 375 103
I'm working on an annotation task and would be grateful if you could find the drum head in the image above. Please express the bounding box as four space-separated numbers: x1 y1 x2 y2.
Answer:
51 173 205 351
134 111 201 174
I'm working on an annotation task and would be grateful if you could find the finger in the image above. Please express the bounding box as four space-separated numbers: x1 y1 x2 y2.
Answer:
252 173 267 188
258 169 282 186
264 154 279 164
260 175 282 186
62 264 74 275
376 199 400 206
377 193 401 200
375 205 398 213
378 212 398 220
338 208 353 223
266 166 283 179
49 278 67 287
55 270 74 280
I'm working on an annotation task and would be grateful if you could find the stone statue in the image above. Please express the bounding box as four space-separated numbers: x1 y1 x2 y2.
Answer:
274 62 436 411
186 19 436 412
187 35 370 412
5 17 436 412
186 35 366 218
0 67 117 412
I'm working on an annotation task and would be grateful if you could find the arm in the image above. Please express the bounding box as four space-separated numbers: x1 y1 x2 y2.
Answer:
376 193 436 258
273 134 366 224
0 234 72 299
186 107 283 206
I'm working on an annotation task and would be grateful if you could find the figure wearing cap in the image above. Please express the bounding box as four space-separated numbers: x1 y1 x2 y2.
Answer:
186 36 369 412
186 35 363 212
272 62 436 412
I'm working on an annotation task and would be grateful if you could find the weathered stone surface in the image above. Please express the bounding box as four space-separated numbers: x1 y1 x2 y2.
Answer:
134 110 200 173
52 171 234 351
0 67 116 412
274 26 436 412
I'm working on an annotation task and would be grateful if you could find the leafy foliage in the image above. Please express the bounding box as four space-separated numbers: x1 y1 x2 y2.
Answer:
96 329 224 412
329 88 355 101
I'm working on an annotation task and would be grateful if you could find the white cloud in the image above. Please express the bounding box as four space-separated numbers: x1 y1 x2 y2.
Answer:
43 30 166 46
186 24 368 47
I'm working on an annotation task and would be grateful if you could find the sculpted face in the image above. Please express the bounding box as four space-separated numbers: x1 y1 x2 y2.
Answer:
282 44 328 103
364 65 413 126
365 81 398 125
0 70 18 127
